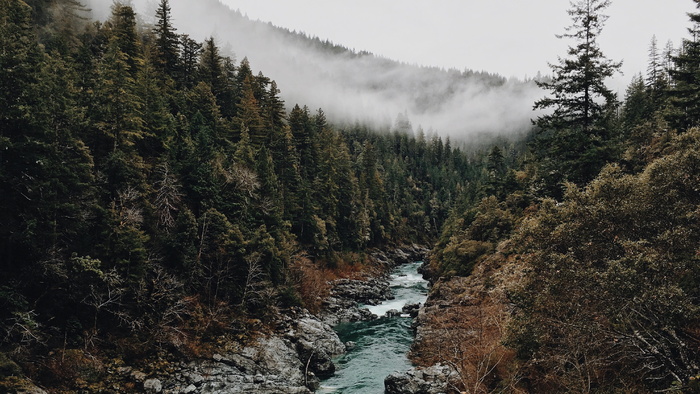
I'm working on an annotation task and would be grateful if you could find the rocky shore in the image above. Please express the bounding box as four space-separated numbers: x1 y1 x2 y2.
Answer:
59 244 428 394
384 364 457 394
5 245 430 393
321 244 429 326
149 309 346 393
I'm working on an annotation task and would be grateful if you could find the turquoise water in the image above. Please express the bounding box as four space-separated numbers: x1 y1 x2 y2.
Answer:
318 262 428 393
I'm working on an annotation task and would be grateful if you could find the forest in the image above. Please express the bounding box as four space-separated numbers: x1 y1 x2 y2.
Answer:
1 0 700 392
0 0 489 390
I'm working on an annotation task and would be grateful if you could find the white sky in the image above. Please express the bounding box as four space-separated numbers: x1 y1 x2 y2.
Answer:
219 0 693 90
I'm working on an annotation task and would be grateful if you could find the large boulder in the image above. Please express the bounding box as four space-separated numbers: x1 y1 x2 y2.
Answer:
288 316 346 379
159 336 314 393
384 364 457 394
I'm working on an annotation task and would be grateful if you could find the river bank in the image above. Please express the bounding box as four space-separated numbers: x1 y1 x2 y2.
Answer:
156 244 429 394
137 244 429 393
3 244 431 394
11 245 426 394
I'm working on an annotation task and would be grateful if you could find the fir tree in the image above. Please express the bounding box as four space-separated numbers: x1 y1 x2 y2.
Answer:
178 34 201 89
532 0 621 190
668 0 700 130
152 0 179 77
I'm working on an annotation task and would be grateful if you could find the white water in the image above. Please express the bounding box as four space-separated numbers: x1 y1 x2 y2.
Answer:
365 264 428 317
319 262 429 393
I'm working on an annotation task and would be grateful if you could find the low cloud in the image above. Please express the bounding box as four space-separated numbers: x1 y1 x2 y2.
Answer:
85 0 541 140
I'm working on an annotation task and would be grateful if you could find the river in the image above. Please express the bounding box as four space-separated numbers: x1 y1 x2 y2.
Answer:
319 261 429 393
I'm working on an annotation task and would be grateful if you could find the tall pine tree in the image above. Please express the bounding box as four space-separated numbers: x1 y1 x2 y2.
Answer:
152 0 179 78
668 0 700 130
532 0 621 191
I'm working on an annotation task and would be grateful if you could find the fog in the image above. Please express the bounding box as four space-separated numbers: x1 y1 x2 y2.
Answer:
85 0 542 140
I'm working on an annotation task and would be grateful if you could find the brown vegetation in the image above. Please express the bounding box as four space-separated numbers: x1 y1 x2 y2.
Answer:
412 246 526 393
288 251 380 313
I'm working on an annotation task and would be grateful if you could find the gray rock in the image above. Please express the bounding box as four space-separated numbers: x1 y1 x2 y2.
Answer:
153 335 314 393
385 309 402 317
143 378 162 393
384 364 456 394
186 372 204 383
402 302 422 317
295 317 346 356
183 384 197 393
131 370 147 382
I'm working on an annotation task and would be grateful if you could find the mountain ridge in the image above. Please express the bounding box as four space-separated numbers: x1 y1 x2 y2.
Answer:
87 0 539 139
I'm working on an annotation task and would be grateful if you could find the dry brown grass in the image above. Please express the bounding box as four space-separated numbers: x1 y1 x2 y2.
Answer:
412 298 517 394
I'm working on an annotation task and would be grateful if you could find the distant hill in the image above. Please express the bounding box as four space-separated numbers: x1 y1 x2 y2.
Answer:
89 0 540 139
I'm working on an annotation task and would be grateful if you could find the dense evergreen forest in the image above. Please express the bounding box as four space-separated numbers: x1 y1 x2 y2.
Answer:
0 0 493 390
2 0 700 392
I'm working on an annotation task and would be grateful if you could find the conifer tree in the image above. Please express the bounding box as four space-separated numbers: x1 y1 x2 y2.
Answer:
0 0 41 135
534 0 621 132
289 104 317 181
235 57 254 99
622 74 652 129
178 34 201 89
105 4 141 77
199 37 226 101
646 35 670 107
94 40 145 162
218 56 238 118
254 145 283 229
234 75 266 148
137 59 175 157
532 0 621 190
668 0 700 130
152 0 179 77
334 139 363 249
263 80 288 166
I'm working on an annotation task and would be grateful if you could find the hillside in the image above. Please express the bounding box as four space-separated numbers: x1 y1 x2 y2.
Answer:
3 0 700 393
83 0 540 140
0 1 499 391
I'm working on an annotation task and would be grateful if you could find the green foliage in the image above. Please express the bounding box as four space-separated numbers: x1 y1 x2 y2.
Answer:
0 1 503 383
668 1 700 130
532 0 622 191
508 130 700 391
430 196 516 277
152 0 179 77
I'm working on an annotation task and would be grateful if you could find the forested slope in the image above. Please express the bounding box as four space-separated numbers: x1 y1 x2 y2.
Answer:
0 1 493 390
420 0 700 392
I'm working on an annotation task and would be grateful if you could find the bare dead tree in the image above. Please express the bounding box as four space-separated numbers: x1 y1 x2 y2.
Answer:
240 253 265 309
154 162 183 230
115 186 143 226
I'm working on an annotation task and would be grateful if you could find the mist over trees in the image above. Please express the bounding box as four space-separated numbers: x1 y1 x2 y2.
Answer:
83 0 542 141
2 0 700 392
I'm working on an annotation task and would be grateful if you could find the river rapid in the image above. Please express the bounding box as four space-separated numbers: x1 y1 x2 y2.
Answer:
319 261 428 393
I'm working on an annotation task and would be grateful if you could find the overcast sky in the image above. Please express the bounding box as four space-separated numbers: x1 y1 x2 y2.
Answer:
218 0 692 89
